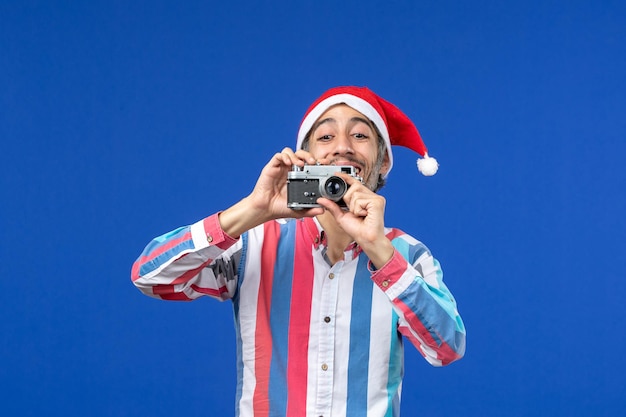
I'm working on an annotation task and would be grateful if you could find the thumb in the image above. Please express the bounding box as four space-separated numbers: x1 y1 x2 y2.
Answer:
316 198 343 218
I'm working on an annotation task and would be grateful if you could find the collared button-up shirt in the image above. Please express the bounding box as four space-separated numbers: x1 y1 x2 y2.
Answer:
132 214 466 417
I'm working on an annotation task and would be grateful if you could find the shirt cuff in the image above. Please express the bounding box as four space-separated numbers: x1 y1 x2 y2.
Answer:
190 212 239 251
370 249 410 292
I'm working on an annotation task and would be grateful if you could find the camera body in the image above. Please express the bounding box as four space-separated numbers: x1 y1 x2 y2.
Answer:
287 164 362 210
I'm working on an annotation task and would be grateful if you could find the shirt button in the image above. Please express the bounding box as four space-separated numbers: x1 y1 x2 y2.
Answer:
382 280 389 287
321 363 328 371
329 273 335 279
324 316 331 323
206 234 213 244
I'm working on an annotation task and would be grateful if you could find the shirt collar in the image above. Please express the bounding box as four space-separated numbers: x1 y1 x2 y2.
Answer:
302 217 362 257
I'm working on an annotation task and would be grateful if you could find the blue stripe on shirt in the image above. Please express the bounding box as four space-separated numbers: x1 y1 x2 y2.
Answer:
398 281 459 349
267 221 296 416
392 236 463 347
386 310 402 417
139 238 195 276
346 255 374 416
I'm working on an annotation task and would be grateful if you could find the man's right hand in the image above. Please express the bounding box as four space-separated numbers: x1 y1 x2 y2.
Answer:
218 148 325 238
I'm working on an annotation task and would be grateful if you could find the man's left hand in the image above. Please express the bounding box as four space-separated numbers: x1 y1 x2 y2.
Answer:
316 173 395 269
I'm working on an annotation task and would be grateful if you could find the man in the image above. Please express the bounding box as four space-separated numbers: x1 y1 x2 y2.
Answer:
131 86 466 417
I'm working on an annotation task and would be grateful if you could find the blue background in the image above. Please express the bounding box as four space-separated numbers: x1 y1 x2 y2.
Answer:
1 1 625 416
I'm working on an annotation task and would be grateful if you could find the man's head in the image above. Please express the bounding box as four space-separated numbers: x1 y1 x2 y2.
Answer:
296 86 439 187
300 104 389 192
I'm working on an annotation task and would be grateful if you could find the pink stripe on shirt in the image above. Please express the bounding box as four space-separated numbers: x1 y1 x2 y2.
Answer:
253 221 280 417
286 222 315 415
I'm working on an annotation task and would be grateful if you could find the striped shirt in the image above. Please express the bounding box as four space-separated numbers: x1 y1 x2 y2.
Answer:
132 213 466 417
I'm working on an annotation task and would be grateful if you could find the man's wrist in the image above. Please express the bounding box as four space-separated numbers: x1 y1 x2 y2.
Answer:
361 238 395 270
218 196 267 238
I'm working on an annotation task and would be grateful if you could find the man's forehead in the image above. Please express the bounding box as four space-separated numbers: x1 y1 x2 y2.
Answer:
317 103 363 116
314 104 373 126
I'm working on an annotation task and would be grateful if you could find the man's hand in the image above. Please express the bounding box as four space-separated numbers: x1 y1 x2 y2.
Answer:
249 148 329 220
317 173 395 269
219 148 324 238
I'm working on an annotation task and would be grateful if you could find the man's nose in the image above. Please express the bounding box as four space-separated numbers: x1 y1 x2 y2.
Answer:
333 133 354 154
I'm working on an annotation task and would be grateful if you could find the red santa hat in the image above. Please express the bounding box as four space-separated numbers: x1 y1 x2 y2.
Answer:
296 86 438 177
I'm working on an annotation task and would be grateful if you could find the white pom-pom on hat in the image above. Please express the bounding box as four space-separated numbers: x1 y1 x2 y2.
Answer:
417 154 439 176
297 86 439 177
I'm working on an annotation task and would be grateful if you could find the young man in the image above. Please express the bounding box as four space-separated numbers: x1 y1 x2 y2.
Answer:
131 86 466 417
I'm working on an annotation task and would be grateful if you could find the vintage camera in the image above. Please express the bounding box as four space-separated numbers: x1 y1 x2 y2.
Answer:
287 164 362 210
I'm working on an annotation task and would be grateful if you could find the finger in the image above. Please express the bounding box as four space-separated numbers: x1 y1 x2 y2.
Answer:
333 171 365 188
294 149 318 165
280 147 299 166
316 197 343 218
341 182 372 207
288 206 325 219
283 147 319 167
348 196 369 217
270 150 290 167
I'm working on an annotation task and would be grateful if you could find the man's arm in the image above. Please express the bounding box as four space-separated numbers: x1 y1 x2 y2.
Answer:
318 175 465 365
371 236 466 366
131 213 241 301
131 149 323 300
219 147 324 237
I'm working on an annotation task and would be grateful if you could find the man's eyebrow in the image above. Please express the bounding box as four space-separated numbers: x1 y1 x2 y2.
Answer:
311 117 336 133
311 116 373 132
350 116 372 126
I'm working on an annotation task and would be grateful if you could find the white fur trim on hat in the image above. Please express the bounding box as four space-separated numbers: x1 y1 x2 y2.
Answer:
296 94 394 175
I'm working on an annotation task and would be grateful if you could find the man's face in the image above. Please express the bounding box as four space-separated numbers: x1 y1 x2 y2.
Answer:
306 104 389 191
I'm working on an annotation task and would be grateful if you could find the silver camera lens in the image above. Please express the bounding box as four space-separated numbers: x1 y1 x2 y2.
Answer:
320 176 348 201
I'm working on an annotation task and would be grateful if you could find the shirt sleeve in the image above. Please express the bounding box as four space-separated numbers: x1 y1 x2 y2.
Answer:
370 237 466 366
130 213 241 301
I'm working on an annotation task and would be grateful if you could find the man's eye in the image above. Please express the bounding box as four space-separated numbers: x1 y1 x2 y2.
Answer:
353 133 369 139
318 135 333 141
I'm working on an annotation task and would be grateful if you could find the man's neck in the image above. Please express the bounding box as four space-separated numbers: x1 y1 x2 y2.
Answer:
316 211 354 265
